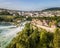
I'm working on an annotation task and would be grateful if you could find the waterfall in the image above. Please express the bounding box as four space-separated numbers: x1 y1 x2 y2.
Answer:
0 21 27 48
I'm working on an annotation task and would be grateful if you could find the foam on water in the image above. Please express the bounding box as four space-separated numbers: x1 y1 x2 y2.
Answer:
0 22 27 48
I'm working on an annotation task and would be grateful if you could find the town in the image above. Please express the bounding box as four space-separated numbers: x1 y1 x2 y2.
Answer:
0 8 60 17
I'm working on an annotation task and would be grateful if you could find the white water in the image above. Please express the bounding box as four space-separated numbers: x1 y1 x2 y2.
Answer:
0 22 27 48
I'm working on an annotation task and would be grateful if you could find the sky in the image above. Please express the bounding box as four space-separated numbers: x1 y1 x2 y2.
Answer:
0 0 60 11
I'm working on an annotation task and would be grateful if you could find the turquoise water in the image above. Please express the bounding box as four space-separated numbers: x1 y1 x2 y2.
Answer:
0 24 17 48
0 22 26 48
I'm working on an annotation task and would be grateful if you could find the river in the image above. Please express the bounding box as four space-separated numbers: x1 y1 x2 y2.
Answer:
0 21 27 48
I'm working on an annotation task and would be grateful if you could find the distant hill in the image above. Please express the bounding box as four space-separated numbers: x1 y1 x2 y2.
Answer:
41 7 60 12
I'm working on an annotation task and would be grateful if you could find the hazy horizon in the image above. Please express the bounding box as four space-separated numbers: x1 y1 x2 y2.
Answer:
0 0 60 11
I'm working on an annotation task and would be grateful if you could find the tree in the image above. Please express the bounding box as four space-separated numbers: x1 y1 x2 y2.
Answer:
53 28 60 48
40 29 53 48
